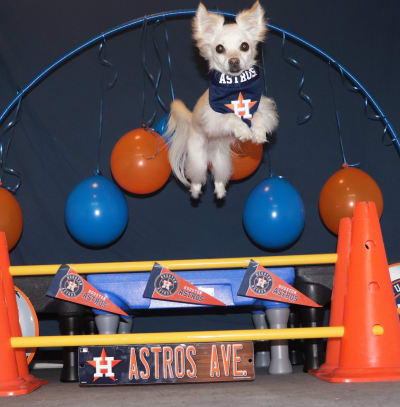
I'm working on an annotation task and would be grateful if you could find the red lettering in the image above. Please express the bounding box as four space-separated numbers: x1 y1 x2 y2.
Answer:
221 344 231 376
209 344 220 377
151 346 162 379
139 347 150 379
186 345 197 378
128 348 139 380
163 346 174 379
232 343 247 376
174 346 185 378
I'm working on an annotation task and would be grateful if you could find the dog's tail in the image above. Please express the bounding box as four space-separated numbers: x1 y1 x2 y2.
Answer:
166 99 192 187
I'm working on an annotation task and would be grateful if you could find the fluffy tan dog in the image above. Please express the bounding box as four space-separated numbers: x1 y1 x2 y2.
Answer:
167 2 278 199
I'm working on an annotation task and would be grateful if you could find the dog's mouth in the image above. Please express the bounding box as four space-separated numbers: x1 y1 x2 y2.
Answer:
228 58 242 74
229 65 242 74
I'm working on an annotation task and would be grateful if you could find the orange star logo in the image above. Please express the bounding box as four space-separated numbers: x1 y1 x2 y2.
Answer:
225 92 257 120
87 348 122 382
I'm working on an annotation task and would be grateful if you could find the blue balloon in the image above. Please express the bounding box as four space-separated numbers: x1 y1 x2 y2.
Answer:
243 176 305 249
65 175 128 247
153 114 170 136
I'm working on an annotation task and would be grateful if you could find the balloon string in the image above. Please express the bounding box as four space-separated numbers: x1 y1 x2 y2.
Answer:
140 18 170 128
381 124 392 146
163 18 175 102
96 38 118 176
265 147 273 178
140 17 157 127
260 45 268 96
139 19 170 158
338 66 379 119
260 45 273 178
0 93 22 193
281 33 313 125
151 21 168 113
154 18 175 148
141 17 150 127
337 66 392 147
141 124 164 160
327 61 359 168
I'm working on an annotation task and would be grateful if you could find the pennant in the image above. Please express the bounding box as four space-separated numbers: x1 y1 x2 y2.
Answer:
237 260 322 307
143 263 226 306
46 265 128 316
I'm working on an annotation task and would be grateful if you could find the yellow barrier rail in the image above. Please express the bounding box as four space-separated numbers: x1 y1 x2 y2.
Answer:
11 327 348 348
9 253 337 276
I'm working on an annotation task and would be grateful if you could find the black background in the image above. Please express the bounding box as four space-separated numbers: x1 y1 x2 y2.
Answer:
1 2 399 274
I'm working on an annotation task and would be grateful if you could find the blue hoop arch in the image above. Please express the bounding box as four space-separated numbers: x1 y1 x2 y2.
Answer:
0 9 399 155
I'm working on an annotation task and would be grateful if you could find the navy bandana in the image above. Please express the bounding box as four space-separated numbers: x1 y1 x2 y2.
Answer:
209 65 262 127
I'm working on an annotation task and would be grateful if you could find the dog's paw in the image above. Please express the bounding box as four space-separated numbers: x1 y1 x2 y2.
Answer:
190 183 203 199
251 125 268 144
225 113 252 142
214 182 226 199
264 119 278 135
234 125 253 142
252 101 278 138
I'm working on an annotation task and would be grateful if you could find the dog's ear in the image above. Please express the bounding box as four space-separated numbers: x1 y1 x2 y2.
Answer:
193 3 224 47
236 1 267 42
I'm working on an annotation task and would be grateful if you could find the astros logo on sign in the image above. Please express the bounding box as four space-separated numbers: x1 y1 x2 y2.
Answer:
87 348 121 382
249 269 273 295
155 272 178 297
392 278 400 315
60 273 83 298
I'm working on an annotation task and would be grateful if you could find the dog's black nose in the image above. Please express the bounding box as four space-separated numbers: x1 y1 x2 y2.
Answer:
228 58 241 72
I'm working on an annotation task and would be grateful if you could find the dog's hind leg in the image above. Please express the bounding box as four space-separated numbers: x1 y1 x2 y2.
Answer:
208 138 233 199
185 131 208 199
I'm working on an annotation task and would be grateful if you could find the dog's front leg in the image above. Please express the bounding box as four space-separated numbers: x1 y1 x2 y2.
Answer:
215 112 253 142
251 96 279 144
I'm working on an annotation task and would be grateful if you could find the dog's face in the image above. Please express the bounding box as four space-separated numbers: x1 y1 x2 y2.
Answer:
193 1 267 76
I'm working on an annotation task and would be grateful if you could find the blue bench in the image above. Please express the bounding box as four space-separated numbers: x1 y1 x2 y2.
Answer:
87 266 295 375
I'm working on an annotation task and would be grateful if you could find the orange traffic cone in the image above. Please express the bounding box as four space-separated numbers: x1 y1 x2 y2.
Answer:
323 202 400 382
0 267 30 396
310 216 352 379
0 232 46 396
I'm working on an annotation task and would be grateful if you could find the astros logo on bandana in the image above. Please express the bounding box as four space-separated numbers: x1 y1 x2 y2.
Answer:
225 92 257 120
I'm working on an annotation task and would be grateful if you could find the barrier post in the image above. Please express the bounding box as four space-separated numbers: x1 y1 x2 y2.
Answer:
320 202 400 382
0 232 46 396
0 258 29 396
310 216 352 379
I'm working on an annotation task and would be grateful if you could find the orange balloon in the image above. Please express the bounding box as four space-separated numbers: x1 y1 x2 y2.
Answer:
111 128 171 194
230 140 263 180
0 187 23 250
319 167 383 234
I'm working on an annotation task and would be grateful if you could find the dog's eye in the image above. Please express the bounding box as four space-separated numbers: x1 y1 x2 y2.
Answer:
216 44 225 54
240 42 249 52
